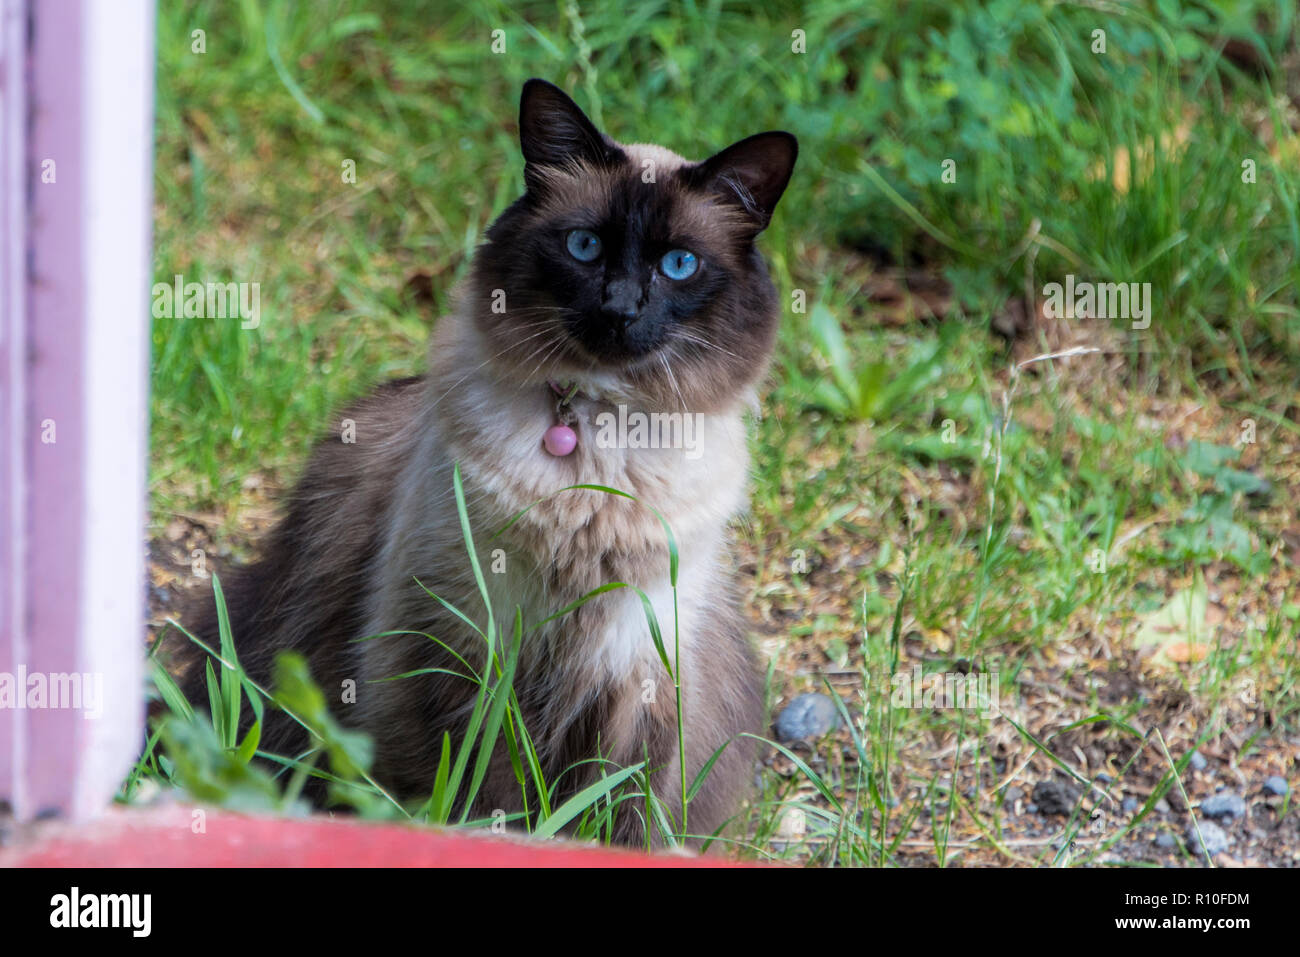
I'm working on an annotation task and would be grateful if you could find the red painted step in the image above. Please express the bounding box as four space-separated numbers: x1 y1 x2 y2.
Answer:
1 804 739 868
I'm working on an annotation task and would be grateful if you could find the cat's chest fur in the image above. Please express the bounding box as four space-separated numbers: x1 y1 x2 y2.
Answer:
358 314 752 693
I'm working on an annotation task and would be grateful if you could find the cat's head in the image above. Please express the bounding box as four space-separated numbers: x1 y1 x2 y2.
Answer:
471 79 796 412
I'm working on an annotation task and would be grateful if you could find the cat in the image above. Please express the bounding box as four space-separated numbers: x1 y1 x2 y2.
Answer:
179 79 797 847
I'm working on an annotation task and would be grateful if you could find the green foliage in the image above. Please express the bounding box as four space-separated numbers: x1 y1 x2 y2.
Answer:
138 573 400 817
799 303 952 423
271 653 374 783
157 713 297 814
1159 440 1270 574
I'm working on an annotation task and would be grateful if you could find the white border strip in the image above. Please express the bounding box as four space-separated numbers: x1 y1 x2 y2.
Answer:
72 0 154 819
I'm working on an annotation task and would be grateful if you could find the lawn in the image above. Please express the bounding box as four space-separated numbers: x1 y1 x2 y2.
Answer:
140 0 1299 865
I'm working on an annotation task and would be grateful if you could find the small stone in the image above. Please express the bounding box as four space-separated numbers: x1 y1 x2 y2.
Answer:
1026 803 1038 814
1263 776 1289 797
1155 798 1171 814
1155 832 1178 850
1032 779 1081 816
1122 796 1139 814
1096 772 1113 785
1002 786 1024 804
1189 751 1208 771
1199 792 1247 820
774 692 840 743
774 807 807 844
1187 820 1230 857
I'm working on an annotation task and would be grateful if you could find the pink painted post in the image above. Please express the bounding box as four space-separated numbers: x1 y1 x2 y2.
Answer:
0 0 25 815
0 0 154 821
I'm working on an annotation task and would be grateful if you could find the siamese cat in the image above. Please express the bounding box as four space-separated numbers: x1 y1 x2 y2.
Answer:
180 79 797 846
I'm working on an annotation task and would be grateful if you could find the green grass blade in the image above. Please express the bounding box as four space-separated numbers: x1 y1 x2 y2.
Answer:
204 659 223 741
212 573 241 749
150 658 194 722
460 609 524 823
685 738 733 804
427 732 452 823
451 461 494 650
534 763 646 840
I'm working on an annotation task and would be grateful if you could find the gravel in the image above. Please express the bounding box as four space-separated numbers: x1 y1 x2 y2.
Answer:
774 693 840 743
1199 792 1247 820
1263 776 1289 797
1032 779 1081 816
1187 820 1230 858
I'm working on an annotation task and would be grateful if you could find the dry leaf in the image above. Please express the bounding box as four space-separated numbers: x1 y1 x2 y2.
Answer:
1132 577 1213 668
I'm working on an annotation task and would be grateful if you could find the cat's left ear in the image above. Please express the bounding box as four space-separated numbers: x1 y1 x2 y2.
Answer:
687 131 798 233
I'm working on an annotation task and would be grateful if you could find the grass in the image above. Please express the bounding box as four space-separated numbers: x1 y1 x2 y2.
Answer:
144 0 1300 865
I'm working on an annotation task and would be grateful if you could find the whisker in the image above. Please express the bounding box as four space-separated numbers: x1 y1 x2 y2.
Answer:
658 349 687 411
672 330 739 361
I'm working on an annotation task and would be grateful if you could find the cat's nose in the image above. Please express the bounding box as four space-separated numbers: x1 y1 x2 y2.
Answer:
601 278 641 326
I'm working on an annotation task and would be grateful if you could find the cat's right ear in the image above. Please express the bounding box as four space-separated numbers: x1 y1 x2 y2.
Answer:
519 79 620 193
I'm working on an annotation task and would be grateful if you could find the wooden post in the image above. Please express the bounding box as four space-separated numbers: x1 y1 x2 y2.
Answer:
0 0 154 821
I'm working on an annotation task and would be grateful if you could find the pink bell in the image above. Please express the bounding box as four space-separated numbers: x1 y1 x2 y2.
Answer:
543 424 577 456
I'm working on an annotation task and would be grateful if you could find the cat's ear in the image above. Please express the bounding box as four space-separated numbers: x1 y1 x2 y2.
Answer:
687 132 798 233
519 79 620 192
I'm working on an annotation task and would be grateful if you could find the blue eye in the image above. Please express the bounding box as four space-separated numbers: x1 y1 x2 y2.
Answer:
566 229 602 262
660 249 698 280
